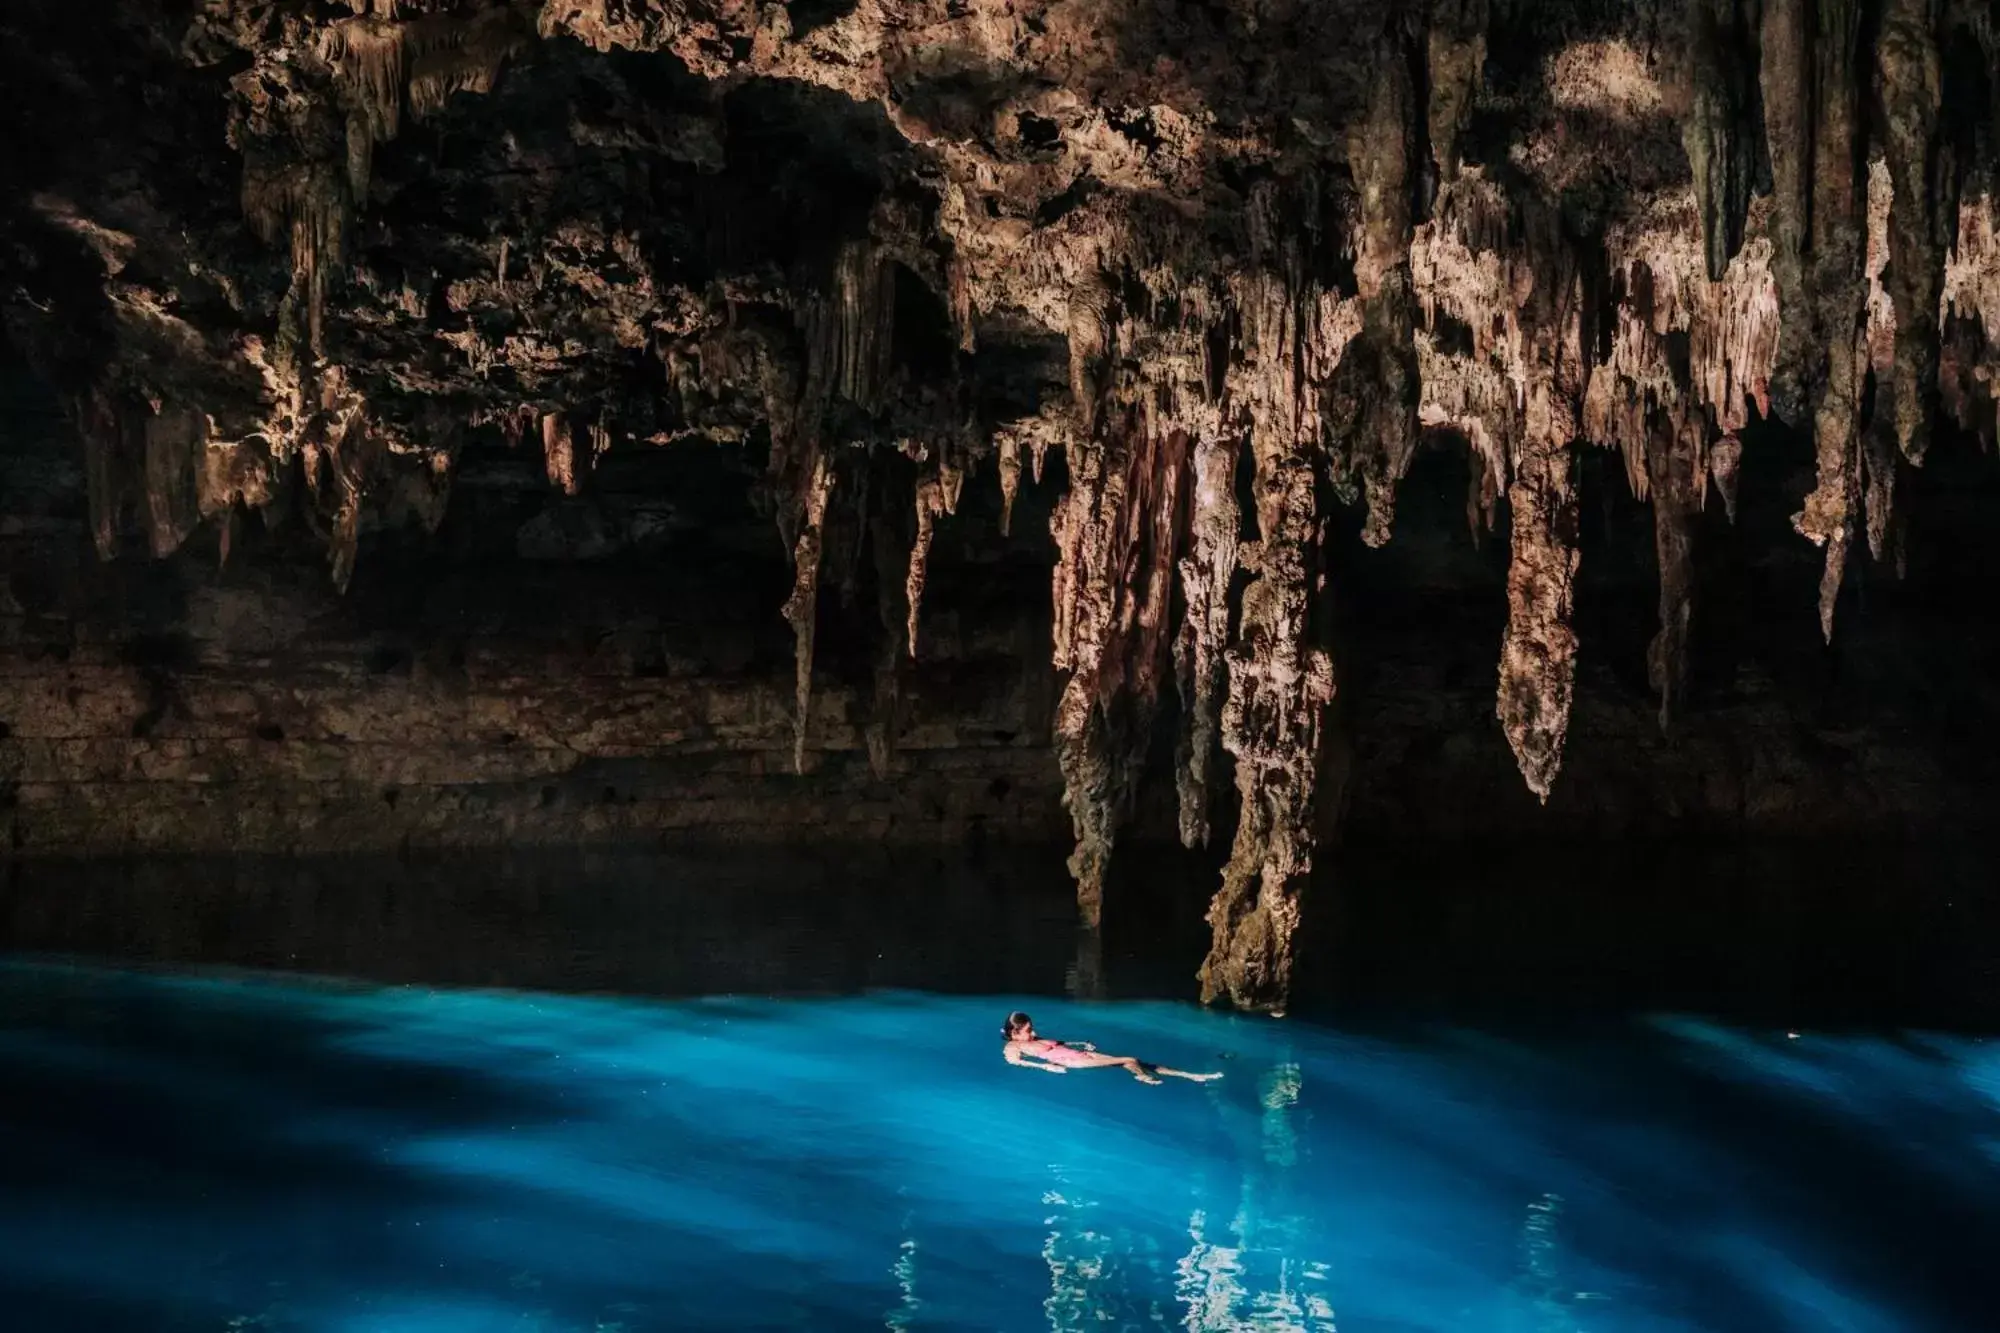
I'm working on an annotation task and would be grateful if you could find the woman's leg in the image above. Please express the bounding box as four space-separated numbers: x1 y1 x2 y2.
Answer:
1053 1050 1163 1082
1150 1065 1223 1082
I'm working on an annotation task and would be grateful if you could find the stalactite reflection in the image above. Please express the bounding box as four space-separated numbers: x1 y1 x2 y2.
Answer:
1168 1062 1338 1331
1066 927 1106 1001
883 1208 921 1333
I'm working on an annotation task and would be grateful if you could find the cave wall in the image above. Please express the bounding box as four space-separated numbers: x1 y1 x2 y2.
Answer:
1 370 1071 853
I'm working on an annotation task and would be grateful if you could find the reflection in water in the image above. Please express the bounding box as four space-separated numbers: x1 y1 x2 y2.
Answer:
1041 1179 1092 1329
884 1213 920 1333
1166 1063 1337 1331
1507 1191 1603 1333
1066 926 1107 1001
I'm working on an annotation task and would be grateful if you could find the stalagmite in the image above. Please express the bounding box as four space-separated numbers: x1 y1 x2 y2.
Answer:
781 450 834 774
1173 427 1239 849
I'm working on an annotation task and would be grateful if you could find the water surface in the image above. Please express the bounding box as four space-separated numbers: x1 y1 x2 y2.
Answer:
3 956 1996 1332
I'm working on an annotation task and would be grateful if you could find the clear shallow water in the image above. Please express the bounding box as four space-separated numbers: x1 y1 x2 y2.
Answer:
3 959 1997 1332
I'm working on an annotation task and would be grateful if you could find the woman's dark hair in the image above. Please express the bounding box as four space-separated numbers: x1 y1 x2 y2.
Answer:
1003 1011 1033 1038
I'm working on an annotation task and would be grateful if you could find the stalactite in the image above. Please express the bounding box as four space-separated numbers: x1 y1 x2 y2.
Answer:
1877 0 1946 467
1047 409 1119 926
1711 433 1744 521
1761 0 1811 417
1411 175 1596 793
76 389 133 562
1496 209 1587 799
1863 157 1902 562
866 500 909 780
780 449 834 775
141 409 205 559
1173 425 1239 849
1049 406 1189 928
1340 26 1421 546
306 368 376 594
1198 430 1334 1012
1412 170 1528 522
994 406 1074 506
59 0 2000 1016
996 433 1022 537
1686 0 1765 282
322 10 529 200
1497 426 1580 800
1584 198 1779 484
1197 254 1356 1010
1941 194 2000 441
541 411 577 494
325 19 405 200
1646 414 1702 731
242 162 347 361
1789 0 1868 643
947 253 976 353
1426 0 1489 183
330 486 363 593
1066 275 1114 440
829 239 895 408
906 464 948 658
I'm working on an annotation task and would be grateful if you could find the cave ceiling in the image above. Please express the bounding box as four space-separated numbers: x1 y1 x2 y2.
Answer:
5 0 2000 1005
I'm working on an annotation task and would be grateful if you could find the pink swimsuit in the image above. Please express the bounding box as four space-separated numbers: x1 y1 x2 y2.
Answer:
1021 1039 1097 1067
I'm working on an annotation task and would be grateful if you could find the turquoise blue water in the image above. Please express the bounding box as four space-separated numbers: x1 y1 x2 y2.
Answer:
2 957 1996 1332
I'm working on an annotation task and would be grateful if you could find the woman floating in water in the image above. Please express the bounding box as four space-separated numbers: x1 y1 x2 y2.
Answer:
1002 1012 1222 1085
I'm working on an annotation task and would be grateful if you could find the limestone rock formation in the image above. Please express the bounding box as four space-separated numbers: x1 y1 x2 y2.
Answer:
6 0 2000 1010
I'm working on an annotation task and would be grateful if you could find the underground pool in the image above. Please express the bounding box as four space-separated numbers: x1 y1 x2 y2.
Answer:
3 953 1997 1331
